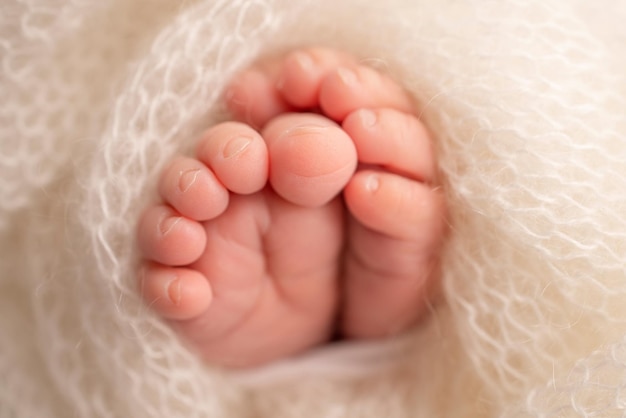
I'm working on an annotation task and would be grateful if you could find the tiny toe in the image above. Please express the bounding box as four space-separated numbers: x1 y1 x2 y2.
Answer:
262 113 357 207
342 171 446 339
141 263 212 320
278 47 355 109
137 205 207 266
344 170 446 245
225 67 293 129
159 157 229 221
343 108 436 182
196 122 268 195
320 65 415 121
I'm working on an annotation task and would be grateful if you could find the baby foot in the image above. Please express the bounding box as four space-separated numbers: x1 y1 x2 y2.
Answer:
138 113 356 367
226 47 446 338
137 47 446 367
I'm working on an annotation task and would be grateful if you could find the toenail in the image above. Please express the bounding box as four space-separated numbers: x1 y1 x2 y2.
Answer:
159 216 181 236
337 67 358 86
365 174 380 193
223 136 252 158
278 124 330 141
294 52 315 72
224 87 240 104
359 109 377 128
224 83 247 106
166 276 182 306
178 169 200 192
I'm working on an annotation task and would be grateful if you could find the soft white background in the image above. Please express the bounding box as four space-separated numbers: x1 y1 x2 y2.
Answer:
2 1 626 416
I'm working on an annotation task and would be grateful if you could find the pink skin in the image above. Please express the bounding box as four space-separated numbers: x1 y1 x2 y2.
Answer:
137 47 446 367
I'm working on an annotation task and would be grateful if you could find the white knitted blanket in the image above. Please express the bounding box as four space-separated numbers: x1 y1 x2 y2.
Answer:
3 1 626 416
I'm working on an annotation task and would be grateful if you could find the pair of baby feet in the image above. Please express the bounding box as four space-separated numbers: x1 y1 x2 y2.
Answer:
137 47 446 368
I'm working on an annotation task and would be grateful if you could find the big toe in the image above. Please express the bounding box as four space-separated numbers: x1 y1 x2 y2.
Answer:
262 113 357 207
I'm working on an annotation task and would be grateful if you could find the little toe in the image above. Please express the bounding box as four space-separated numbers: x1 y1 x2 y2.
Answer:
342 172 446 339
137 205 207 266
320 65 415 121
277 47 355 109
158 157 229 221
140 263 212 320
225 65 293 129
262 113 358 207
196 121 269 195
343 108 436 183
344 170 446 246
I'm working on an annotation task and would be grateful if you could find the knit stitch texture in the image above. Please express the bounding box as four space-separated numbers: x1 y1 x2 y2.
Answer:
2 1 626 416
